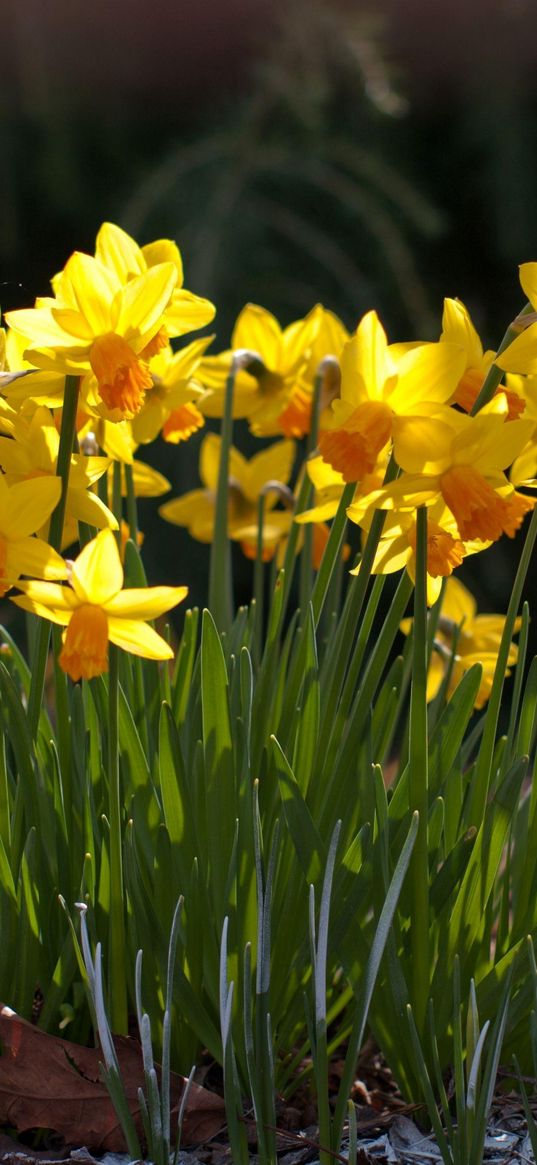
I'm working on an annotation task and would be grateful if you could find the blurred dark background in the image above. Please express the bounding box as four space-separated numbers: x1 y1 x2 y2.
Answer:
2 0 537 621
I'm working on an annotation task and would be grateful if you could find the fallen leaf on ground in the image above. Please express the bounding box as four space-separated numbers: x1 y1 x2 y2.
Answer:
0 1005 225 1152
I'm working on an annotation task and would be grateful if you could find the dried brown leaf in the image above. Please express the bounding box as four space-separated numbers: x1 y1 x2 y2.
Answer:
0 1006 225 1152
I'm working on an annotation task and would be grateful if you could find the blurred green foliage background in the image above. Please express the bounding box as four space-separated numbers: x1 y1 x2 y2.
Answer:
2 0 537 616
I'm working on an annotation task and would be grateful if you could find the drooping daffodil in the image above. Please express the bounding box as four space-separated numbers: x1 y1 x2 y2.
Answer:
159 433 296 559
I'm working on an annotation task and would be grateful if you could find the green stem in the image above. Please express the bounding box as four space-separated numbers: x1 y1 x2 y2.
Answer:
471 301 534 414
408 506 429 1034
107 644 127 1033
298 372 324 616
310 481 355 627
468 502 537 825
112 461 123 545
208 360 236 631
253 494 266 668
124 463 139 543
27 375 80 738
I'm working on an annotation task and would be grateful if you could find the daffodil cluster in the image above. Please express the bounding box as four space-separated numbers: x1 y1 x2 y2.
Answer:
3 223 537 700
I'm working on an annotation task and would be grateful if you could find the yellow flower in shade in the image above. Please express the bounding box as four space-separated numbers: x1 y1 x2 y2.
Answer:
0 404 117 536
355 501 484 605
12 528 188 681
301 307 349 389
317 310 466 483
159 433 296 559
76 417 171 501
94 222 215 339
5 250 178 420
130 335 212 445
0 476 67 596
401 576 521 709
441 298 525 418
199 304 319 437
352 402 535 544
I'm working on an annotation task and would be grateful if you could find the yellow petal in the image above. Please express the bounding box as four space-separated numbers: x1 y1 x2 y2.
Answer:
441 576 477 624
142 239 184 285
166 289 216 336
127 459 171 497
307 454 345 490
496 322 537 375
441 298 483 366
107 616 174 660
159 491 214 540
66 486 118 529
116 264 177 339
242 439 296 502
95 222 145 282
392 415 454 474
105 585 188 619
200 433 247 492
71 528 123 604
0 477 62 539
390 343 466 410
8 536 67 581
519 262 537 311
63 253 119 333
232 304 281 367
341 311 391 404
12 578 77 616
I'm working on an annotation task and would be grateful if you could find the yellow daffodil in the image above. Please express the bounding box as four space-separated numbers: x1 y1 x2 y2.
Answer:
76 417 171 501
351 403 535 543
12 528 187 681
317 310 466 483
130 335 212 445
301 307 349 389
159 433 296 559
401 576 520 708
355 501 485 605
199 304 319 437
0 475 67 596
0 404 117 536
5 250 178 420
440 297 525 418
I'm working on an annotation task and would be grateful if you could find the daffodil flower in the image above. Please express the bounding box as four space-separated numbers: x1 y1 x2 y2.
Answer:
355 501 484 605
351 404 535 543
5 251 178 419
12 528 187 682
0 475 67 596
199 304 319 437
130 335 212 445
159 433 296 558
317 310 466 483
401 576 521 708
0 404 117 537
